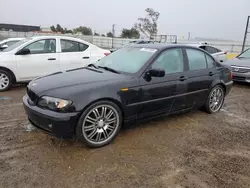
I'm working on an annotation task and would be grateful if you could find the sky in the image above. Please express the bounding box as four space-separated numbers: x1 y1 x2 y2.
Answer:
0 0 249 40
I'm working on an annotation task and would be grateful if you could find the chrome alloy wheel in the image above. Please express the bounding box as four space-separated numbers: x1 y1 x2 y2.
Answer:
82 105 119 144
0 73 10 90
209 87 224 112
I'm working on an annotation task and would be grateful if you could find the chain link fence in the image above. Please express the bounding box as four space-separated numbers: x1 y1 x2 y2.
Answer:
0 31 249 53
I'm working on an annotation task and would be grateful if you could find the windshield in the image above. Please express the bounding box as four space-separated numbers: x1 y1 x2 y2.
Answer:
3 38 32 52
238 48 250 59
97 47 157 73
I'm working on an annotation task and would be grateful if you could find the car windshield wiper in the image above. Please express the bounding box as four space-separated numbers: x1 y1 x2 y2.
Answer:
98 66 120 74
88 64 99 69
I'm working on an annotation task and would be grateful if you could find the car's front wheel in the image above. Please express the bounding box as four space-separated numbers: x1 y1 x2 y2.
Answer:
204 85 225 113
0 70 13 92
76 100 122 148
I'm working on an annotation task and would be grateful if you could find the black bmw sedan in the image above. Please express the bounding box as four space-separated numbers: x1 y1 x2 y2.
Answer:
23 44 233 148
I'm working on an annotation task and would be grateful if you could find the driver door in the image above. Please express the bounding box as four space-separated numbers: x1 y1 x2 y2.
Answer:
138 48 188 117
15 38 60 81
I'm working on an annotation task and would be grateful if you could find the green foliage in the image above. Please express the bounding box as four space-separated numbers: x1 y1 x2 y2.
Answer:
94 32 100 36
134 8 160 39
101 34 106 37
64 28 73 34
121 28 140 39
106 32 113 37
50 25 56 32
73 26 93 35
50 24 64 33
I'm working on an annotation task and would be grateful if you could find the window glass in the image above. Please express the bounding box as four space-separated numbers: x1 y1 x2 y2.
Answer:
3 38 32 52
61 40 80 52
6 41 19 46
25 39 56 54
238 48 250 59
97 47 156 73
186 49 207 70
152 48 184 74
79 43 89 51
205 46 217 54
206 55 215 68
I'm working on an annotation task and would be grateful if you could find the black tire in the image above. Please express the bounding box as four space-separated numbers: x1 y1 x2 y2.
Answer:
204 85 225 114
0 69 13 92
75 100 122 148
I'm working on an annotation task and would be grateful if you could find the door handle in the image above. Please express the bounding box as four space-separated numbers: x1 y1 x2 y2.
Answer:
82 56 90 59
179 76 188 81
48 58 56 61
209 72 214 76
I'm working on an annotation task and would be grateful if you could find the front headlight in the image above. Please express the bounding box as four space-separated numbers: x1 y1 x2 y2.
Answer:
38 96 72 111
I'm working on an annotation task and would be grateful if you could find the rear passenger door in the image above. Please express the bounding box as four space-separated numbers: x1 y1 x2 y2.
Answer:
59 39 90 71
184 48 217 108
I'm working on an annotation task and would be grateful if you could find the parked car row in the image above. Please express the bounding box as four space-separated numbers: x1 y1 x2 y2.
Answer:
0 36 110 91
0 36 247 148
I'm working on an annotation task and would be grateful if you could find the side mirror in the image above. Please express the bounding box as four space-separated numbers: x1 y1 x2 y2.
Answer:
17 48 30 55
0 44 8 50
148 69 165 77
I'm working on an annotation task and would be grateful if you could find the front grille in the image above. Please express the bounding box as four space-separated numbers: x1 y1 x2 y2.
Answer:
27 88 38 103
232 76 246 81
231 66 250 73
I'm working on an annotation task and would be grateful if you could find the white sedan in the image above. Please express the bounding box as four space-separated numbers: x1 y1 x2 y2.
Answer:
0 38 24 51
187 43 227 62
0 36 110 91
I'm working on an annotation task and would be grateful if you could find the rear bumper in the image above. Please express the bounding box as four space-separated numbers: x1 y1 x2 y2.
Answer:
23 95 79 139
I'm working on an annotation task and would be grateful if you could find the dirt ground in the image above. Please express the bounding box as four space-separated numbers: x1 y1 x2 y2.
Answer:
0 83 250 188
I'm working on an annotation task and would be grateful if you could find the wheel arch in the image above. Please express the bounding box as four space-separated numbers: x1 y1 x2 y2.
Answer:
77 97 124 124
0 66 16 83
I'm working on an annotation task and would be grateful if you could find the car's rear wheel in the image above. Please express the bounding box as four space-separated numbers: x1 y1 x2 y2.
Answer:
0 70 13 92
204 85 225 113
76 100 122 148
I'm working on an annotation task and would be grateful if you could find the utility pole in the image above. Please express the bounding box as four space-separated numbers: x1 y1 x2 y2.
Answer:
242 16 250 52
112 24 115 48
188 32 191 41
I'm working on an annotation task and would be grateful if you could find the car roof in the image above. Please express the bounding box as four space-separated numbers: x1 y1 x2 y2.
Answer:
2 38 24 41
128 43 203 50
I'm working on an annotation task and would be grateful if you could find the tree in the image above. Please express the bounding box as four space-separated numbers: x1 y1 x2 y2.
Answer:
106 32 113 37
56 24 64 33
101 34 106 37
121 28 140 39
134 8 160 39
94 32 100 36
50 25 56 32
64 28 73 34
73 26 93 35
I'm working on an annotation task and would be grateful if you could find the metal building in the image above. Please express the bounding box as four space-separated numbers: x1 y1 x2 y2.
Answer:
0 23 40 32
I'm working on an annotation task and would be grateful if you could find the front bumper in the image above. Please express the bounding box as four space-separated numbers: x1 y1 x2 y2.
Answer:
23 95 79 139
232 72 250 83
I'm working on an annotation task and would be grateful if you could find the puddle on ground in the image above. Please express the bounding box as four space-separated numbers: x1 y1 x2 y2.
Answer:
23 121 37 132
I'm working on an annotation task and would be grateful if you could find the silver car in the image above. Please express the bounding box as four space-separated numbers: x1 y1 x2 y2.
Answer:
224 48 250 83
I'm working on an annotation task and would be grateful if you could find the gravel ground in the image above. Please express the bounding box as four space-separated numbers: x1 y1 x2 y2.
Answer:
0 83 250 188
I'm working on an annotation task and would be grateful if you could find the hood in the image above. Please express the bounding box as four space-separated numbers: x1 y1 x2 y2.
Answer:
224 58 250 67
28 67 129 94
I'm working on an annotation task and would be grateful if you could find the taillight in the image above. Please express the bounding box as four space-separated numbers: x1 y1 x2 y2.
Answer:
104 52 110 56
230 71 233 80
